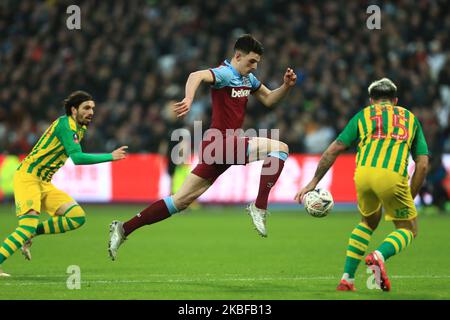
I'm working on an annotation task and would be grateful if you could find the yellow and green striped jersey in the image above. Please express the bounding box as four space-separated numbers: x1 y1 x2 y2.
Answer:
337 104 429 177
17 116 87 182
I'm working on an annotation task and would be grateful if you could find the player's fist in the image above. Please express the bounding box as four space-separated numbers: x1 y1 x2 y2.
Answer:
112 146 128 161
283 68 297 87
173 97 193 118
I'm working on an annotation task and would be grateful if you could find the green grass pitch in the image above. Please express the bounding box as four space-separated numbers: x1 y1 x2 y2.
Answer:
0 203 449 300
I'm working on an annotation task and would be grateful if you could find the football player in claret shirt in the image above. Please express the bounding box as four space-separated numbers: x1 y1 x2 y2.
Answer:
296 78 429 292
0 91 128 277
108 34 297 260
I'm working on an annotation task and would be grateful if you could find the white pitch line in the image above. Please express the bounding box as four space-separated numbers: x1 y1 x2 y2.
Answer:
8 274 338 279
2 275 450 286
14 273 450 279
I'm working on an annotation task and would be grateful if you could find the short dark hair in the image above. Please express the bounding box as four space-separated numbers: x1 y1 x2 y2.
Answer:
64 91 93 116
234 34 264 55
368 78 397 100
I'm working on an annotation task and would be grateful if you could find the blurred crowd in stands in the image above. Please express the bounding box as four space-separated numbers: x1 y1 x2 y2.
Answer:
1 1 449 202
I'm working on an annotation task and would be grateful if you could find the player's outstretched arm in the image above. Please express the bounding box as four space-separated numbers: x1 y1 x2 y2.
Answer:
56 117 128 165
173 70 214 118
294 140 347 204
70 146 128 165
253 68 297 107
410 155 429 198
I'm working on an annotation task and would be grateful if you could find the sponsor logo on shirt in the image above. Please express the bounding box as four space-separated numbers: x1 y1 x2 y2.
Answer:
231 88 250 98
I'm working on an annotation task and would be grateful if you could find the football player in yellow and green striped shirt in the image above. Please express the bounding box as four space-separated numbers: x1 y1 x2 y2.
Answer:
0 91 128 277
295 78 429 292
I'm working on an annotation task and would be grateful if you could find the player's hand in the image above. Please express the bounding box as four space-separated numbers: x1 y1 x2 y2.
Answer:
283 68 297 87
173 97 193 118
294 182 316 204
112 146 128 161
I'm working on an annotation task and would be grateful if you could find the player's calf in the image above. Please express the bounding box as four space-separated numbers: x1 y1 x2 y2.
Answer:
247 143 288 237
368 225 415 291
340 222 373 286
254 146 289 211
120 196 179 238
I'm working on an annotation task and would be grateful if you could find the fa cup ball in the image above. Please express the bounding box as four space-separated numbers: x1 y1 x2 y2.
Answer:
303 188 334 218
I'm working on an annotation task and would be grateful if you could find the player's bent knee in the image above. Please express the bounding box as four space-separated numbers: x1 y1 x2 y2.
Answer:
65 205 87 229
279 142 289 154
65 205 86 217
269 141 289 154
25 209 39 216
394 218 417 238
268 142 289 160
55 202 78 216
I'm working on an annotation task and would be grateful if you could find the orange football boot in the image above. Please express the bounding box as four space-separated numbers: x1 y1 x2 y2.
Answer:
336 279 356 291
365 252 391 292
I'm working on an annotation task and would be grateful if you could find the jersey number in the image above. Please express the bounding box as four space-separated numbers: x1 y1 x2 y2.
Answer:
370 114 409 140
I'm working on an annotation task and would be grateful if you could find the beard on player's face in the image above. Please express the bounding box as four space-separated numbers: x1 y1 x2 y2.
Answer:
80 112 93 126
73 101 95 126
73 109 93 126
78 114 89 126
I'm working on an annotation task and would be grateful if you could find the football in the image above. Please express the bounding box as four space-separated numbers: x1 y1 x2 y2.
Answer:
303 188 334 218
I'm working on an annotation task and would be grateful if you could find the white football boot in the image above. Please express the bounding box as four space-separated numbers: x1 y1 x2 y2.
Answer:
21 239 32 261
0 268 11 277
246 202 268 237
108 221 126 261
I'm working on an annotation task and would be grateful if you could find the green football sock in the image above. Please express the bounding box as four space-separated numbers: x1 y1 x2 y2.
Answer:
0 214 39 264
343 222 373 278
376 228 414 261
